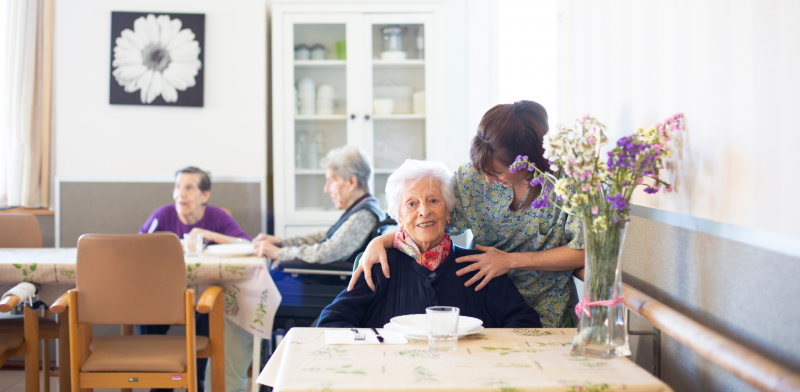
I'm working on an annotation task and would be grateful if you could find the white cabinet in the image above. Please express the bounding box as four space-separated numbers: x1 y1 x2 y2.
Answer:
271 1 444 237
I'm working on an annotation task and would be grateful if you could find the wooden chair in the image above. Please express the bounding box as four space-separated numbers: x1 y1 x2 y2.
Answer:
67 233 199 392
0 286 68 392
195 286 225 392
0 213 43 248
0 214 62 392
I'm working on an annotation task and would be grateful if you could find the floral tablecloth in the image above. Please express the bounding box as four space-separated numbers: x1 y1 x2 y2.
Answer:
0 248 282 339
259 327 673 392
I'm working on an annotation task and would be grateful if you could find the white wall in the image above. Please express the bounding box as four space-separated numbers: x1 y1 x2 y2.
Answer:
443 0 499 171
55 0 267 178
558 0 800 239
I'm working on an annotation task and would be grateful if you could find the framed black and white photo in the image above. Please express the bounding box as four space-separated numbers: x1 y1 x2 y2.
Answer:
109 11 205 107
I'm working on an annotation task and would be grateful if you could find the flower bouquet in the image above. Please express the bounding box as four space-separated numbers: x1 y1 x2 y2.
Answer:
510 113 684 358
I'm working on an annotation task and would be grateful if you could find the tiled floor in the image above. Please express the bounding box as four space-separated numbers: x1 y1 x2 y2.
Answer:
0 371 147 392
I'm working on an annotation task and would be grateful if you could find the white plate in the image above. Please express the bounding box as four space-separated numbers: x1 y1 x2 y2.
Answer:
205 244 255 256
383 322 484 340
389 314 483 336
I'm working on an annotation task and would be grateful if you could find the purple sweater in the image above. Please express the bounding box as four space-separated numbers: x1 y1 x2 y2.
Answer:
138 204 252 244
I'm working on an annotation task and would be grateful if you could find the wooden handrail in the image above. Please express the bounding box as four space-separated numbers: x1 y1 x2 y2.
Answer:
622 283 800 392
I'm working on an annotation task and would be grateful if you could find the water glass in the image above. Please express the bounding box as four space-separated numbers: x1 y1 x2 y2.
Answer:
426 306 459 352
183 233 203 256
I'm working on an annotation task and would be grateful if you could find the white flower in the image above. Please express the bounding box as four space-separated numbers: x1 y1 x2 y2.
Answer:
553 178 570 197
593 216 607 232
112 14 202 104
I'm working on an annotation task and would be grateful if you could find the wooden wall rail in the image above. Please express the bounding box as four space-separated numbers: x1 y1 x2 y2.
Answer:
622 283 800 392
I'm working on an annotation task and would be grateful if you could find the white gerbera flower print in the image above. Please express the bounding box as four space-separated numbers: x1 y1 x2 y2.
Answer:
112 14 202 104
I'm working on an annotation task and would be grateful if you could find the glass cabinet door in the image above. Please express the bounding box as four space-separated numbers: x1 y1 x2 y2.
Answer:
363 15 434 211
283 15 360 215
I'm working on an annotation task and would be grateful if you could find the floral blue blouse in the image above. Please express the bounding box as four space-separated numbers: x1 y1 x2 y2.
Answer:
448 163 584 327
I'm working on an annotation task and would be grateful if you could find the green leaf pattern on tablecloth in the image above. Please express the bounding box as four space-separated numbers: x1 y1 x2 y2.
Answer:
560 380 611 392
13 263 37 282
225 265 246 276
302 364 366 375
482 346 540 355
493 363 531 368
224 291 239 316
253 289 269 326
394 349 440 359
309 346 347 358
186 262 201 280
413 366 436 382
537 342 571 346
59 268 76 280
512 328 553 337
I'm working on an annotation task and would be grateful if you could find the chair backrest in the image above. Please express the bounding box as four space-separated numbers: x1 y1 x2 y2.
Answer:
76 233 186 325
0 214 43 248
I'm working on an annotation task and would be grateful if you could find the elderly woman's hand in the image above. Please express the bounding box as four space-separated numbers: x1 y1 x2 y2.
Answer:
455 244 515 291
189 228 217 243
254 240 281 259
253 233 282 246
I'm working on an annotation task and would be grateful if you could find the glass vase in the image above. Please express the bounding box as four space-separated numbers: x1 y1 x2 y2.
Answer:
570 221 631 358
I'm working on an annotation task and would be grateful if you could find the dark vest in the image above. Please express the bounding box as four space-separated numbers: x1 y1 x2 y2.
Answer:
324 193 386 263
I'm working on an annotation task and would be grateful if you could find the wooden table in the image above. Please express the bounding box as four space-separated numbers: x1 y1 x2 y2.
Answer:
260 327 674 392
0 248 282 392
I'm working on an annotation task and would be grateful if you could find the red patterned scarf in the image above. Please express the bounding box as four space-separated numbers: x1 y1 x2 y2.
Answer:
393 230 452 271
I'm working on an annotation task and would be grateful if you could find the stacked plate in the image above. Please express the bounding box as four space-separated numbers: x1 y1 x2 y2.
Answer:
205 244 255 257
383 314 483 340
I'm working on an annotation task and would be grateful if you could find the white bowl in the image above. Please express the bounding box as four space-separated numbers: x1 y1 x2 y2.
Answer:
380 51 407 61
373 98 394 115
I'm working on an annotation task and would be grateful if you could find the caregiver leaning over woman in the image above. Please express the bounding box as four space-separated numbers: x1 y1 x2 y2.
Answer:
349 100 585 327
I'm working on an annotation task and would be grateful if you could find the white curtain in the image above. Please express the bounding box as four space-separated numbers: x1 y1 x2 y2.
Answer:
0 0 45 208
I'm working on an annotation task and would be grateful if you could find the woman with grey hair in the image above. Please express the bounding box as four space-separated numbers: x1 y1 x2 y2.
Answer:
254 146 385 263
317 159 541 328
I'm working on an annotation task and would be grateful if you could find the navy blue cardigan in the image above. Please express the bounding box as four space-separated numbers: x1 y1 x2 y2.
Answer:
317 245 542 328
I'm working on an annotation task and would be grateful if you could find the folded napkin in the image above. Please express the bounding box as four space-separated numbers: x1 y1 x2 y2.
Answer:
324 328 408 345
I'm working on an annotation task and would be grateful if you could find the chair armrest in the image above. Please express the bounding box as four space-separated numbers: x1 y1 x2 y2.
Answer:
50 291 72 314
196 286 223 314
0 294 19 313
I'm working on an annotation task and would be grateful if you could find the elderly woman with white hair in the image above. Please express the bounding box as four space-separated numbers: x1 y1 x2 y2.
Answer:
254 145 385 263
317 159 542 328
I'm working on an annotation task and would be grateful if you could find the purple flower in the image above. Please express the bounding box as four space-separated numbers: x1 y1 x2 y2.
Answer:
643 187 658 194
613 217 620 222
606 193 628 210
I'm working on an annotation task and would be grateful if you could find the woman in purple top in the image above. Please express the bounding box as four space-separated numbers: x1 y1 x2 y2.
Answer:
138 166 251 392
138 166 252 243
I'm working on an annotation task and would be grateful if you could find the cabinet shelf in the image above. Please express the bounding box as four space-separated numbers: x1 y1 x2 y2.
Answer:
372 114 425 120
294 60 346 67
372 59 425 67
295 114 348 121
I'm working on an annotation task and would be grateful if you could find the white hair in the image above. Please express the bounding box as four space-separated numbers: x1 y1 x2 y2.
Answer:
320 146 372 191
385 159 455 221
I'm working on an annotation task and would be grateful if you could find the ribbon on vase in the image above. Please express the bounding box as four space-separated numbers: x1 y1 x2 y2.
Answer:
574 296 624 319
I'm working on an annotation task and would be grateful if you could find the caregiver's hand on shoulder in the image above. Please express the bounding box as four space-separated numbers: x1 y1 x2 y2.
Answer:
347 237 391 292
455 244 514 291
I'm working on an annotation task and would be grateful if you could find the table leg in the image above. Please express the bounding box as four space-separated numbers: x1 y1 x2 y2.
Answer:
251 336 261 392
